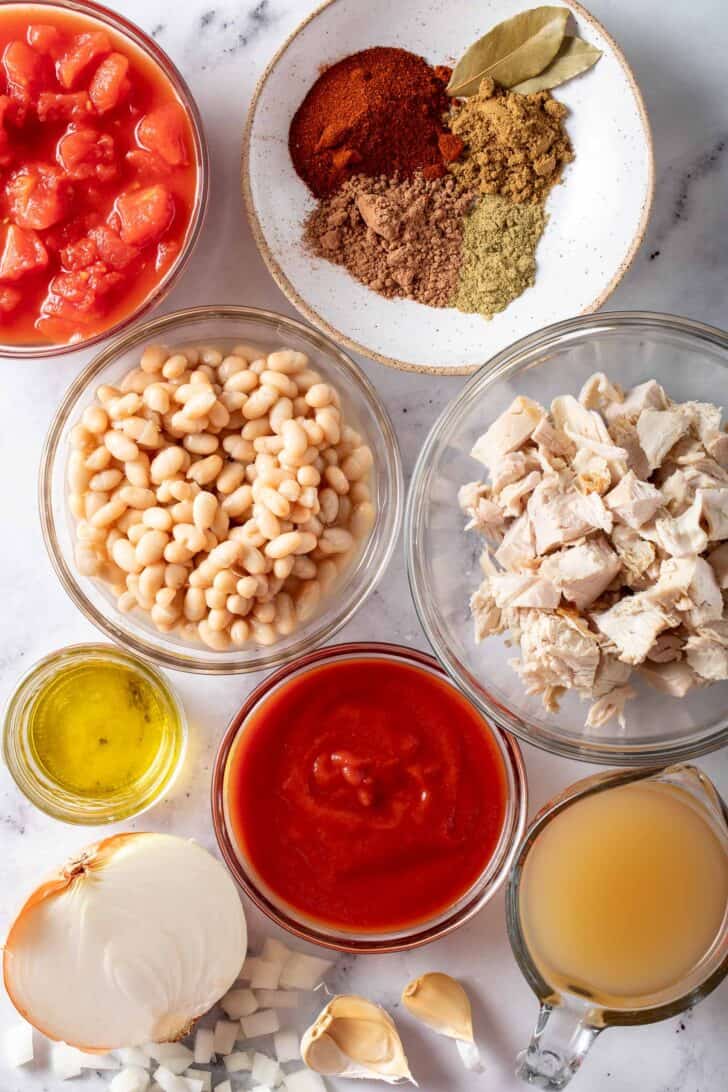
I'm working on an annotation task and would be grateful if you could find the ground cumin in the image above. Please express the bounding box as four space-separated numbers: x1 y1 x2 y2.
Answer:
305 173 474 306
289 47 462 198
452 194 546 317
449 78 573 204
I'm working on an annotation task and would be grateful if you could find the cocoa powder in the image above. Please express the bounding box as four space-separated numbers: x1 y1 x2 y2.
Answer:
305 174 474 307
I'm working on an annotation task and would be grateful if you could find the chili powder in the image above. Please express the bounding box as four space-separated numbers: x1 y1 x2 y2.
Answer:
289 47 458 198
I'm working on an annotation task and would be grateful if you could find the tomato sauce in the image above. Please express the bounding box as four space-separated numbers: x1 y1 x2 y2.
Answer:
0 6 199 346
225 657 509 932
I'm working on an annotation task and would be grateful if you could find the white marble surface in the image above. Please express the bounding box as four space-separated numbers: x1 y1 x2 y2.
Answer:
1 1 727 1090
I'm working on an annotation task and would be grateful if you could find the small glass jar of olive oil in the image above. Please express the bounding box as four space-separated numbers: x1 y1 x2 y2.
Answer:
3 644 186 824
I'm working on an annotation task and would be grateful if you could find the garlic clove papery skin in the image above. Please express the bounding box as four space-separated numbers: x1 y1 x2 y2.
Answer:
301 996 414 1084
3 833 247 1051
401 973 474 1043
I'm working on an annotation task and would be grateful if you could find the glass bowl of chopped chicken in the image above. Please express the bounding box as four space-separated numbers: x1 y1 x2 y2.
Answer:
406 312 728 764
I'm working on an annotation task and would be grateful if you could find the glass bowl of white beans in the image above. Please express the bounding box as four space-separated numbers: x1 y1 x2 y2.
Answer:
40 306 403 673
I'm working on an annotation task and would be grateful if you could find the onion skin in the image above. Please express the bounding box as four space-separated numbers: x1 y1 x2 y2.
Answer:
3 832 247 1052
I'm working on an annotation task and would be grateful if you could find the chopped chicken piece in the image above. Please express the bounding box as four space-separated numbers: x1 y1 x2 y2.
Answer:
551 395 627 477
605 379 669 424
639 660 699 697
494 512 536 571
680 400 723 444
644 494 708 558
698 487 728 539
607 419 650 480
647 632 684 663
684 620 728 681
540 536 620 611
608 523 656 589
669 435 710 466
604 470 662 529
489 571 560 609
593 594 674 665
585 685 635 731
637 407 690 471
470 396 545 472
706 430 728 467
658 462 728 515
527 474 612 554
498 470 542 517
707 543 728 588
578 372 624 412
531 417 575 459
513 609 601 704
573 449 611 495
650 556 723 628
458 481 506 539
490 451 539 493
470 553 503 640
591 652 633 697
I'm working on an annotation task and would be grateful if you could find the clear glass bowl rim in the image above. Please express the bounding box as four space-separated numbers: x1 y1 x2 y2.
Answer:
39 305 404 673
210 641 528 953
405 309 728 767
0 0 209 360
2 642 188 824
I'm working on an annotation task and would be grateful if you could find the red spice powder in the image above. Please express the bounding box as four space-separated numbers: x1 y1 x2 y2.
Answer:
289 47 457 198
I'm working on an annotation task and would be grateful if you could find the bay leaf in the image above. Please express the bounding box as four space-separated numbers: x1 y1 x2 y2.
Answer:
446 6 569 97
512 35 602 92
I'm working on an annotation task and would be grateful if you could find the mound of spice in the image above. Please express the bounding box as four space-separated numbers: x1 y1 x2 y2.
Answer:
448 77 573 203
305 174 474 306
289 47 463 198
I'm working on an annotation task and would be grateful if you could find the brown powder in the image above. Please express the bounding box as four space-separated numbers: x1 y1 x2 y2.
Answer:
449 78 573 204
304 173 474 307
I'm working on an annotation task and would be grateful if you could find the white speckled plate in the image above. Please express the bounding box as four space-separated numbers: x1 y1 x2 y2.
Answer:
243 0 653 373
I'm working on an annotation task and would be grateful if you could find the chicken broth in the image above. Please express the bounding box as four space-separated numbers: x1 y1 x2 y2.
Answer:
518 779 728 1008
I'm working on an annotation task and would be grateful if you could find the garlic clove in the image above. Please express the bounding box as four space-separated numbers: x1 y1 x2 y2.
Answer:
401 973 474 1043
301 995 414 1084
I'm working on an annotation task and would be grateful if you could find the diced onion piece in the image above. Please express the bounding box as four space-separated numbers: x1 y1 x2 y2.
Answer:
223 1050 251 1073
252 1052 280 1086
279 953 333 991
3 834 247 1050
110 1067 151 1092
155 1065 200 1092
146 1043 194 1065
285 1069 328 1092
185 1071 212 1092
51 1042 83 1080
261 938 291 967
255 989 299 1009
116 1047 150 1068
3 1021 33 1067
213 1020 239 1056
193 1028 214 1065
183 1078 204 1092
221 987 258 1018
274 1029 301 1064
214 1082 232 1092
249 959 282 990
456 1038 484 1072
240 1010 280 1039
251 1086 274 1092
78 1049 121 1068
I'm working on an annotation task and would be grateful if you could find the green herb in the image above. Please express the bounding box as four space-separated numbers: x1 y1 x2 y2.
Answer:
446 6 569 97
512 35 602 93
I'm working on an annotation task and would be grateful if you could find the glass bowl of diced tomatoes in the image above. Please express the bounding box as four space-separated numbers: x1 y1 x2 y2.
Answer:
0 0 208 357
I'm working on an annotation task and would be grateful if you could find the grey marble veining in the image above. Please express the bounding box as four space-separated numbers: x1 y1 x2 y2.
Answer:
1 1 727 1090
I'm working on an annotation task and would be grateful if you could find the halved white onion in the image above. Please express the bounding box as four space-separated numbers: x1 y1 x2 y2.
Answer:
3 833 247 1051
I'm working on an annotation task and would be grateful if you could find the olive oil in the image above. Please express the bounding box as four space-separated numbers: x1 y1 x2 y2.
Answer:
4 645 185 823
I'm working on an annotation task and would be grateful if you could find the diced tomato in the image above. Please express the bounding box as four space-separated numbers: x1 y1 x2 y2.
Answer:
27 25 63 58
3 40 46 103
115 184 174 247
61 223 138 272
0 285 22 313
137 103 188 167
6 164 71 231
36 90 92 122
125 148 172 181
46 261 123 313
0 224 49 281
88 52 129 113
0 94 13 165
57 31 111 90
57 126 116 181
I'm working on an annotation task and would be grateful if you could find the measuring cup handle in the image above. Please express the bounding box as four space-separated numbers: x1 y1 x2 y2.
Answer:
516 1002 602 1089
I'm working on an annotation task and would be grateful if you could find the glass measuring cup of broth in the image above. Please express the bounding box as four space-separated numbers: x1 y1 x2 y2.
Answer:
506 765 728 1089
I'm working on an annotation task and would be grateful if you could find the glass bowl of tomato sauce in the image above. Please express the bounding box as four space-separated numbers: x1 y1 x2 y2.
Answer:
212 643 528 952
0 0 207 357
